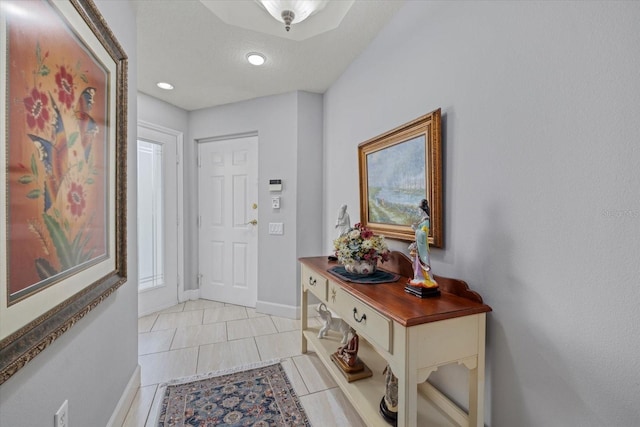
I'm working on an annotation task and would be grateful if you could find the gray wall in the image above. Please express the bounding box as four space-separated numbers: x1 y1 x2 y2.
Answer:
0 0 139 426
296 92 324 261
295 92 325 305
189 92 323 315
323 1 640 426
138 92 189 133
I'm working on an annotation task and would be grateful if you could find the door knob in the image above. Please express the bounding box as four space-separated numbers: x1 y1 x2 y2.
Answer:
246 219 258 226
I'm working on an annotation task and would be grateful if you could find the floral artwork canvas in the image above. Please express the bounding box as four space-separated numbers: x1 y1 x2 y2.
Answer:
6 0 109 304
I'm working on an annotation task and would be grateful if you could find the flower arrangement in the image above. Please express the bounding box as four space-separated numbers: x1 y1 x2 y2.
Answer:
333 223 391 268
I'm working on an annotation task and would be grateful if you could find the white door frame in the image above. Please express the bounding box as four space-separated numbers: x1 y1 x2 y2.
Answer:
137 120 185 315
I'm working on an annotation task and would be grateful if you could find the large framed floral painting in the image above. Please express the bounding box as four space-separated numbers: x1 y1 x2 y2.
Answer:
0 0 127 385
358 109 443 247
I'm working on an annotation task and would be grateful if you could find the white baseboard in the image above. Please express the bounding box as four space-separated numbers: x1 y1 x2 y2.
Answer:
180 289 200 302
139 290 200 317
255 300 299 319
138 301 177 318
107 364 140 427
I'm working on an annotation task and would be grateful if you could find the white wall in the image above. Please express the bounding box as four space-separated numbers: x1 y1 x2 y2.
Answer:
323 1 640 426
189 92 323 316
0 1 139 426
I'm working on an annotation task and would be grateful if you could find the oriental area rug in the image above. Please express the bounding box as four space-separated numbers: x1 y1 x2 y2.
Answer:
156 361 310 427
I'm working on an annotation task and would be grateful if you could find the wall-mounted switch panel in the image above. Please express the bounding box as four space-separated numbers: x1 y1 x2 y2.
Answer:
269 222 284 235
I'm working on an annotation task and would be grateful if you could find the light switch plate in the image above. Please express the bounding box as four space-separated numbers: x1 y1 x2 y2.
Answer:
268 222 284 235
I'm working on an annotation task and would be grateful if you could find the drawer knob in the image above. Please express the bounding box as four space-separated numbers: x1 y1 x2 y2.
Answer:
353 308 367 323
309 277 317 286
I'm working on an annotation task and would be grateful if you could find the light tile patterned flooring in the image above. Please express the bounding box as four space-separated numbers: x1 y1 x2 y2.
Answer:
123 299 367 426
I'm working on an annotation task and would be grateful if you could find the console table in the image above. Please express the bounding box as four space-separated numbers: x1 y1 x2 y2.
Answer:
299 252 492 427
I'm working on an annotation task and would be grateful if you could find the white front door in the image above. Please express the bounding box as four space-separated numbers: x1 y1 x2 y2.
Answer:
198 135 258 307
137 122 182 316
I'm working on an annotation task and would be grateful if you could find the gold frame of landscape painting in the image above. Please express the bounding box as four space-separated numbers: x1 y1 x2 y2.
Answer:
0 0 127 385
358 109 442 247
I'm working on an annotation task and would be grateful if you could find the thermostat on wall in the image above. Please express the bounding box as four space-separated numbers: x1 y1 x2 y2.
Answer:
269 179 282 192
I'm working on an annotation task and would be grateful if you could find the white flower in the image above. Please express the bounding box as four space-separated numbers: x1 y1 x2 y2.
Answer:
348 229 361 240
361 239 374 250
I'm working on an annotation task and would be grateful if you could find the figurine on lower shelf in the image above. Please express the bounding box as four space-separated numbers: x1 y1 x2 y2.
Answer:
337 328 359 367
330 328 373 382
406 199 440 298
380 364 398 426
316 303 350 344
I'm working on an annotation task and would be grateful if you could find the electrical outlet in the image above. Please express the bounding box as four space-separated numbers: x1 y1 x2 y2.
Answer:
55 400 68 427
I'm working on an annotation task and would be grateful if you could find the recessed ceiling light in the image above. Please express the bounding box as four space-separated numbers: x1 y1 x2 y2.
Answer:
157 82 174 90
247 53 266 66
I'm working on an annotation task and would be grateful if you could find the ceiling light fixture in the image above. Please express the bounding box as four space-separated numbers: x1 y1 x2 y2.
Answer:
258 0 328 32
157 82 174 90
247 53 266 66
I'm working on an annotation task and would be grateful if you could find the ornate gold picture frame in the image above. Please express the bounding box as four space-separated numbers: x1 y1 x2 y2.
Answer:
358 109 442 247
0 0 128 385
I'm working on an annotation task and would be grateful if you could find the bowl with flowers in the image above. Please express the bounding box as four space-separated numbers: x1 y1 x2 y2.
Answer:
333 223 391 275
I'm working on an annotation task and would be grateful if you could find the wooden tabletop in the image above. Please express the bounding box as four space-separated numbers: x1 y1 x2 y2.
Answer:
300 255 492 327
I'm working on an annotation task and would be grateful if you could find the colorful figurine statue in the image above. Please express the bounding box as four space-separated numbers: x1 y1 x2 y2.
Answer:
409 199 438 288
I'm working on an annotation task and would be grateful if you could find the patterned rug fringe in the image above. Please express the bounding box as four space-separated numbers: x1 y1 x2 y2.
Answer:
158 358 283 388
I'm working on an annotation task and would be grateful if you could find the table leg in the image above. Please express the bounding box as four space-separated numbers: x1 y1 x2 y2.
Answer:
397 368 418 427
301 287 308 354
469 314 486 426
468 367 484 426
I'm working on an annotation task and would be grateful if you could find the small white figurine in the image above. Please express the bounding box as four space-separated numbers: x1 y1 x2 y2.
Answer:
335 204 351 237
316 303 350 344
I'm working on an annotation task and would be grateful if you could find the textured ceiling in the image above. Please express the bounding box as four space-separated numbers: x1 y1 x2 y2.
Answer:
133 0 405 111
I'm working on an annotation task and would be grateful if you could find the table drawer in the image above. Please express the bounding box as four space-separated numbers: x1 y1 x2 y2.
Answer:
332 287 392 353
301 265 328 301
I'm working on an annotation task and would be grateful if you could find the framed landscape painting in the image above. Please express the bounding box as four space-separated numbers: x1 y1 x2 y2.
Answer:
358 109 443 247
0 0 127 385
